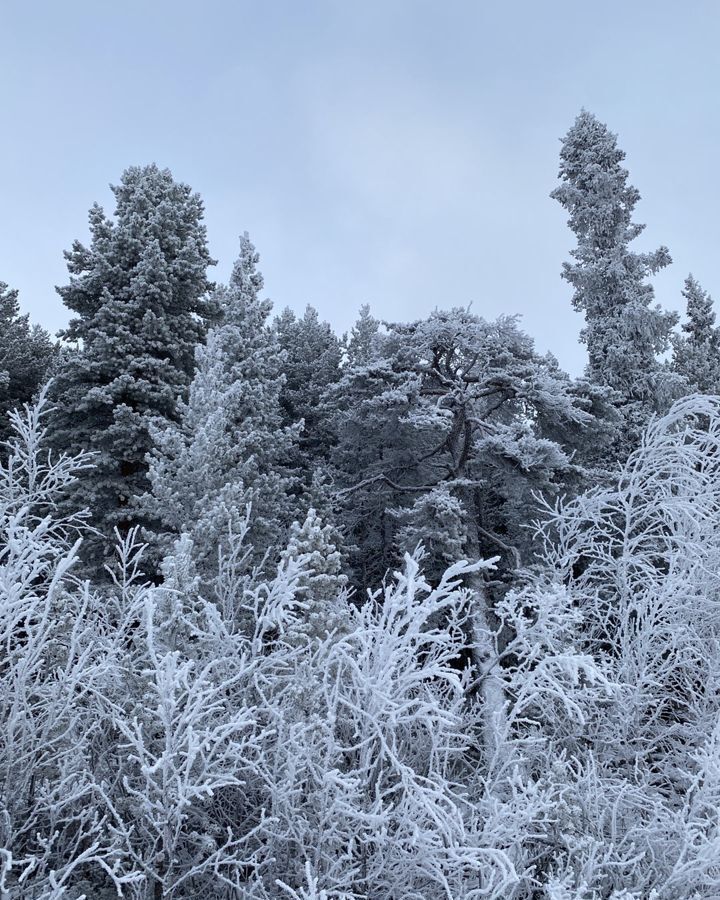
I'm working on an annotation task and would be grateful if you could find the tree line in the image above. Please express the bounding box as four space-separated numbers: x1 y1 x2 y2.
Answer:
2 111 720 898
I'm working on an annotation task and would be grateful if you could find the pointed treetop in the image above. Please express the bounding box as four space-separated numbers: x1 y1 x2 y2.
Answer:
552 110 649 253
220 232 271 329
557 109 630 185
230 231 265 297
346 304 380 367
672 274 720 394
682 274 716 339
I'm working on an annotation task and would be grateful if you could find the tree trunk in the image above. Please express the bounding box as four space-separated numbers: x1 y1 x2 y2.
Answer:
466 568 508 769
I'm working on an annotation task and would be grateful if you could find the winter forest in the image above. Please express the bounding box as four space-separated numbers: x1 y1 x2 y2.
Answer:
3 108 720 899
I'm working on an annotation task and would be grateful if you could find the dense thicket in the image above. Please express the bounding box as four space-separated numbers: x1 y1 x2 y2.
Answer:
3 111 720 899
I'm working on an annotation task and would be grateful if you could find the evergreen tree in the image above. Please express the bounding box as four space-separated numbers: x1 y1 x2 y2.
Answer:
331 309 594 586
278 507 350 644
146 233 300 578
551 110 679 448
345 303 380 367
48 165 215 569
329 345 419 587
394 486 468 576
672 275 720 393
275 304 342 480
0 281 55 453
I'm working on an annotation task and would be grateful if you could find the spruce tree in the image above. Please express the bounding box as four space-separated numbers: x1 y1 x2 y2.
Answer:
551 110 679 448
0 281 55 453
672 275 720 393
48 165 215 570
146 233 300 577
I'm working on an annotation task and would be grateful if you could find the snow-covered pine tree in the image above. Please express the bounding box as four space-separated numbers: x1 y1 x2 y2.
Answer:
345 302 380 367
552 110 679 451
48 165 215 572
672 274 720 393
146 232 301 580
330 309 600 772
278 507 350 644
0 280 55 454
332 309 593 587
275 305 342 483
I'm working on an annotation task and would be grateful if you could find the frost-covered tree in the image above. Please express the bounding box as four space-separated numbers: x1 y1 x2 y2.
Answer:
330 309 600 779
0 280 55 454
48 164 215 571
498 394 720 896
146 233 300 579
275 306 342 482
672 274 720 393
0 393 138 898
345 302 380 367
331 309 594 587
552 110 679 449
278 507 350 644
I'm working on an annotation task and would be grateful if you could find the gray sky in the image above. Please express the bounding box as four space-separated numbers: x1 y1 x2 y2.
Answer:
2 1 718 374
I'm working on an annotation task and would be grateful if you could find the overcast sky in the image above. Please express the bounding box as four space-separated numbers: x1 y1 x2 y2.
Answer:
2 1 718 374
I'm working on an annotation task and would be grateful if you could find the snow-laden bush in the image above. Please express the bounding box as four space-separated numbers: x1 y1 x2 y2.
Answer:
540 395 720 775
0 392 139 898
248 551 518 899
490 394 720 897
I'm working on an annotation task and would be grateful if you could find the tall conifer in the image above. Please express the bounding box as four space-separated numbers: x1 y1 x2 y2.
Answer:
146 233 300 576
552 111 679 448
49 165 215 568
